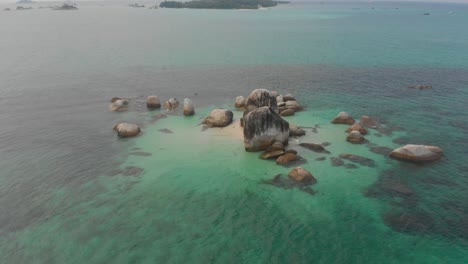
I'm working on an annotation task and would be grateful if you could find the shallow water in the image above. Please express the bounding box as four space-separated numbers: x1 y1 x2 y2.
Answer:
1 1 468 263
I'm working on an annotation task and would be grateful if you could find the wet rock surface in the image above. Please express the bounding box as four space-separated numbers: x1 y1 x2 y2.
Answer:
299 143 330 154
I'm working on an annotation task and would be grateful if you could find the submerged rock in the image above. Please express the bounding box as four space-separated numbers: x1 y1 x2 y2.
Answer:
146 95 161 109
331 112 355 125
245 89 278 114
346 131 365 144
289 124 306 137
183 98 195 116
203 109 233 128
389 144 443 162
299 143 330 154
339 154 375 167
276 153 306 167
288 167 317 185
243 106 289 152
315 156 327 161
330 157 344 167
235 96 247 108
344 164 358 169
110 99 129 111
163 98 180 110
346 123 368 135
114 123 140 137
370 146 393 156
262 174 316 195
158 128 173 134
383 211 434 234
360 116 379 128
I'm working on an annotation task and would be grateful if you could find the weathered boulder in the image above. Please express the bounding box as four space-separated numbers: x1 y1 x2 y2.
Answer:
183 98 195 116
260 150 285 160
283 94 296 102
280 109 295 117
346 131 365 144
234 96 246 108
284 100 303 112
288 167 317 185
331 112 355 125
113 123 140 137
346 123 368 135
389 144 443 162
289 124 306 137
163 98 180 110
243 106 289 152
110 99 129 111
276 95 284 103
146 95 161 109
299 143 330 154
276 153 299 165
360 116 379 128
245 89 278 114
267 142 285 152
203 109 233 128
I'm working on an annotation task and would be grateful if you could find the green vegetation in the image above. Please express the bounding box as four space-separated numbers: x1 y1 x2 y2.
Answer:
159 0 280 9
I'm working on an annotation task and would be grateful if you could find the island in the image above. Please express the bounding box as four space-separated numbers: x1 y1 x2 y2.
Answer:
159 0 284 9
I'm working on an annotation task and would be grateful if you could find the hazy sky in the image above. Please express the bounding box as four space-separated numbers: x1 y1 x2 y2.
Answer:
1 0 467 3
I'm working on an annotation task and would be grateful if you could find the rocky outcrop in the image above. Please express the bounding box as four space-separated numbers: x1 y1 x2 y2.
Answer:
360 116 379 128
163 98 180 110
113 123 140 137
146 95 161 109
331 112 355 125
243 106 289 152
245 89 278 114
203 109 233 127
389 145 443 162
235 96 247 109
183 98 195 116
110 99 129 111
288 167 316 185
346 123 368 135
299 143 330 154
346 131 365 144
289 124 306 137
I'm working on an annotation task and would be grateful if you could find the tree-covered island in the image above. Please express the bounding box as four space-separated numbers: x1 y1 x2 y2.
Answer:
159 0 290 9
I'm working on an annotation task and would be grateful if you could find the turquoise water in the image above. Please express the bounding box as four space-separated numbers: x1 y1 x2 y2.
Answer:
0 2 467 263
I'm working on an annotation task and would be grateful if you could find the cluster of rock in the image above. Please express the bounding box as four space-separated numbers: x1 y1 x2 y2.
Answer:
110 95 196 138
235 90 304 117
331 112 375 144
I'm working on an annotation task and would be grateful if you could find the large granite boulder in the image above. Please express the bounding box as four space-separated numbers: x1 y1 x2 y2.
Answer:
203 109 233 127
331 112 355 125
113 123 140 137
146 95 161 109
163 98 180 110
243 106 289 152
245 89 278 114
235 96 247 109
183 98 195 116
110 99 129 111
389 144 443 162
346 123 368 135
288 167 316 185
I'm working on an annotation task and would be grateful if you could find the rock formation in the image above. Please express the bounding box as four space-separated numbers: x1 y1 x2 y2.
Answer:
163 98 180 110
235 96 246 109
113 123 140 137
346 131 365 144
288 167 316 185
243 106 289 151
244 89 278 114
183 98 195 116
146 95 161 109
331 112 355 125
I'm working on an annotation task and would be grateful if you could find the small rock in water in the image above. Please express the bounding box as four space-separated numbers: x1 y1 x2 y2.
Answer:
288 167 317 185
339 154 375 167
331 112 355 125
344 163 358 169
110 99 129 111
114 123 140 137
261 174 316 196
276 153 307 167
163 98 180 110
346 123 368 135
158 128 173 134
146 95 161 109
346 131 365 144
370 146 393 156
289 124 306 137
321 142 331 147
234 96 246 108
315 157 327 161
299 143 330 154
203 109 233 128
330 157 344 167
183 98 195 116
260 150 285 160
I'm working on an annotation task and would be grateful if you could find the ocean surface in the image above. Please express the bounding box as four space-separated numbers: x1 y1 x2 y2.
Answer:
0 1 467 263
